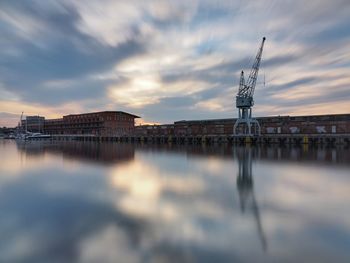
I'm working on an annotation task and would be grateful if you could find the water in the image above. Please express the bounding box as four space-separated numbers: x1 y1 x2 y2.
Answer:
0 140 349 263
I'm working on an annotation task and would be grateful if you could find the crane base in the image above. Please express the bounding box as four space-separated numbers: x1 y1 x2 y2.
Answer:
233 108 261 136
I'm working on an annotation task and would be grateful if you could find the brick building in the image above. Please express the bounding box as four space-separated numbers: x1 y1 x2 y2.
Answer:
259 114 350 134
43 119 64 135
134 124 174 136
134 114 350 136
174 118 232 136
44 111 139 136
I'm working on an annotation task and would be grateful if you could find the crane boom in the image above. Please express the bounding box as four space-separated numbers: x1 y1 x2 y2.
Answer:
237 37 265 100
246 37 265 98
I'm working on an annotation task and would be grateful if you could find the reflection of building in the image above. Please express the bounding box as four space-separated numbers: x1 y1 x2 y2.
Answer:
16 141 135 165
21 116 45 133
236 147 267 251
44 111 140 136
59 142 135 164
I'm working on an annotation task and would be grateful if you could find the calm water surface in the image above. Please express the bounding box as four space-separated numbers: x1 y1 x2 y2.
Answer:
0 140 349 263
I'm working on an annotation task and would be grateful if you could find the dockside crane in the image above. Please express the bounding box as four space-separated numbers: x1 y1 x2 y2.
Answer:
233 37 266 136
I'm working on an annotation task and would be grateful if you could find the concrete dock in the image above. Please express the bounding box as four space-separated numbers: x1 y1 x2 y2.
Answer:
48 134 350 146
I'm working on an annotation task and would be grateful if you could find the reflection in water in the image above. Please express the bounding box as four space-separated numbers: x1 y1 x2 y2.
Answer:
236 147 267 251
12 140 350 167
15 141 135 165
0 140 349 262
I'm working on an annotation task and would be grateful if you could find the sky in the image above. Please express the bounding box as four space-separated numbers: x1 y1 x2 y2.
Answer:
0 0 350 126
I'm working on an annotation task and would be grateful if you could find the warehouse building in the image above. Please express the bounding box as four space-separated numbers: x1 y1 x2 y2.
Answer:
44 111 140 136
134 114 350 136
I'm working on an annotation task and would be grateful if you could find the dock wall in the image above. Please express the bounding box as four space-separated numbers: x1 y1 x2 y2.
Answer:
48 133 350 146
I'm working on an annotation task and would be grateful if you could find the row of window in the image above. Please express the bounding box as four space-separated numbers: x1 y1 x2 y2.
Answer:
66 115 133 122
265 125 338 134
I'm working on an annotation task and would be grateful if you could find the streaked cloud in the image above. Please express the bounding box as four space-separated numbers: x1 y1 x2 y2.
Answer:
0 0 349 126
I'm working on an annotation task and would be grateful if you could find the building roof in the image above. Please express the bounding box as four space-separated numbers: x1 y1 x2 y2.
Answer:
44 118 64 122
175 113 350 124
175 118 235 124
64 111 140 118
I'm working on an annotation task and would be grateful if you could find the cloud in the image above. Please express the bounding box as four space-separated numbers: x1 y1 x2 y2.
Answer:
0 112 21 127
0 0 349 126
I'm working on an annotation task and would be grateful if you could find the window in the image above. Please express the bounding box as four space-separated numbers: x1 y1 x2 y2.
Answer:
266 127 275 133
316 126 326 133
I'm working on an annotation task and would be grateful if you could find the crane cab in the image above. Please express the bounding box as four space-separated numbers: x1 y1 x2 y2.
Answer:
236 96 254 108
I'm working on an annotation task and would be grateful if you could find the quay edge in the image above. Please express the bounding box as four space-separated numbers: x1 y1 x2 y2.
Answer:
46 133 350 146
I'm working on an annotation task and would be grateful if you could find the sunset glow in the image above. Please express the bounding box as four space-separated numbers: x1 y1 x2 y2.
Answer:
0 0 349 126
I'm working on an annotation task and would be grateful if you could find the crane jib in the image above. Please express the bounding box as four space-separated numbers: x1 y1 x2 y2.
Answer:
236 37 265 108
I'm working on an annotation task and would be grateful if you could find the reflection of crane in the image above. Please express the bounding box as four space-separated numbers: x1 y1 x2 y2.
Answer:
236 147 267 251
17 112 24 134
19 112 23 128
234 37 266 136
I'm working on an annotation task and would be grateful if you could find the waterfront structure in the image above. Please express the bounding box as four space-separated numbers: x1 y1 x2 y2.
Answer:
12 111 349 144
134 124 174 137
21 115 45 133
0 127 15 136
43 118 64 135
135 114 350 137
44 111 140 136
234 37 266 136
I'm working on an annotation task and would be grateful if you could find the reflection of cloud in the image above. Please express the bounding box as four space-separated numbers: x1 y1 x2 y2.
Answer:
107 151 272 256
110 160 205 197
0 219 44 262
111 162 162 199
0 159 147 263
0 141 61 178
79 225 139 263
109 160 205 220
1 142 350 262
256 162 350 229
